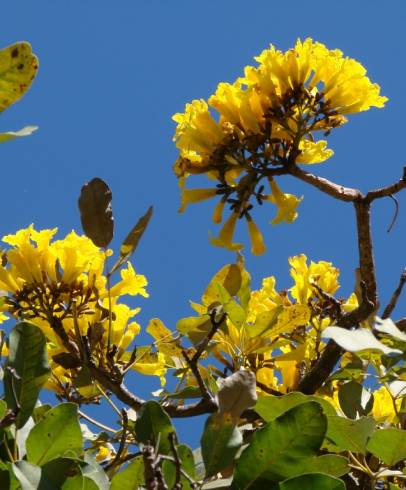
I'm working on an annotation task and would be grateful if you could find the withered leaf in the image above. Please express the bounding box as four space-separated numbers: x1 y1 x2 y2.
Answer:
217 370 257 420
120 206 153 258
78 177 114 248
52 352 81 369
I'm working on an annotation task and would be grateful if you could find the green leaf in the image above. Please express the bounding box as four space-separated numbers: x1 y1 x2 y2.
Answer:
0 399 7 420
62 474 98 490
12 461 41 490
322 327 402 356
0 126 38 144
4 322 51 428
0 42 39 113
162 444 195 489
176 315 212 345
110 456 144 490
366 428 406 465
78 177 114 248
255 392 336 422
338 381 373 419
41 459 78 488
26 403 83 466
134 401 174 455
232 402 327 488
217 283 246 327
202 264 242 307
279 473 345 490
32 404 52 423
166 386 202 399
290 455 349 478
325 416 375 454
81 455 109 490
201 413 242 478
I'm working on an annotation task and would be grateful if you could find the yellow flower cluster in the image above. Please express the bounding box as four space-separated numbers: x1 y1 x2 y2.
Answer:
168 255 357 395
172 39 386 254
0 226 166 398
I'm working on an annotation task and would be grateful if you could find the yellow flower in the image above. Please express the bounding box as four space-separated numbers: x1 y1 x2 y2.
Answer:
179 188 218 213
267 180 302 225
289 254 340 304
246 217 266 255
108 262 148 298
210 212 244 252
372 386 401 424
296 140 334 165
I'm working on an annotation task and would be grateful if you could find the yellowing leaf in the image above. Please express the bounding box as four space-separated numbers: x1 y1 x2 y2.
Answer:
248 306 283 338
146 318 182 357
202 264 241 307
266 304 310 338
0 42 38 113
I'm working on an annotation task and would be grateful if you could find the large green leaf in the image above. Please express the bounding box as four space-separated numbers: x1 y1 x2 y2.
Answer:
62 474 98 490
279 473 345 490
201 413 242 478
325 416 375 454
26 403 83 466
110 456 144 490
366 428 406 465
232 401 327 488
255 392 336 422
134 401 174 455
289 455 349 478
4 322 51 428
338 381 373 419
162 444 195 489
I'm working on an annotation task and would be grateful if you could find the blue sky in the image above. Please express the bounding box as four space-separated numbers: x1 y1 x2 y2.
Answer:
1 1 406 446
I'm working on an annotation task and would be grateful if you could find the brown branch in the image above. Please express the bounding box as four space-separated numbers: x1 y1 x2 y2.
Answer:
143 445 168 490
365 166 406 202
382 268 406 319
287 164 361 202
104 409 129 472
298 281 374 394
354 199 378 307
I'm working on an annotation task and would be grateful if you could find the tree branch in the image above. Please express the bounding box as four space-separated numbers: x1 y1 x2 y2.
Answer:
298 281 374 394
365 166 406 202
382 268 406 319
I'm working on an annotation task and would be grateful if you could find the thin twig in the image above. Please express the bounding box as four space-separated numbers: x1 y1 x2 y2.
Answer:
104 409 128 471
365 166 406 202
168 432 182 489
386 194 399 233
382 268 406 319
78 409 117 434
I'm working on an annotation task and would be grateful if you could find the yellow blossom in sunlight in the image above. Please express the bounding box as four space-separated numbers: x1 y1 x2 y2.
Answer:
267 180 303 225
246 217 266 255
179 187 218 213
172 38 386 255
289 254 340 304
95 445 113 463
173 99 226 155
108 262 148 298
296 140 334 165
210 212 244 252
372 386 401 424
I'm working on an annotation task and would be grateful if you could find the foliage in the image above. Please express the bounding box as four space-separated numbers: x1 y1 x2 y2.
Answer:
0 38 405 489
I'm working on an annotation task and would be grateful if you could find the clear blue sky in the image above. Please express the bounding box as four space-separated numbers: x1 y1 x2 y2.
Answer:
2 1 406 446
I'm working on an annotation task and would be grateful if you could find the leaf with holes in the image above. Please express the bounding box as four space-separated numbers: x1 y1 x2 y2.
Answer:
26 403 83 466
